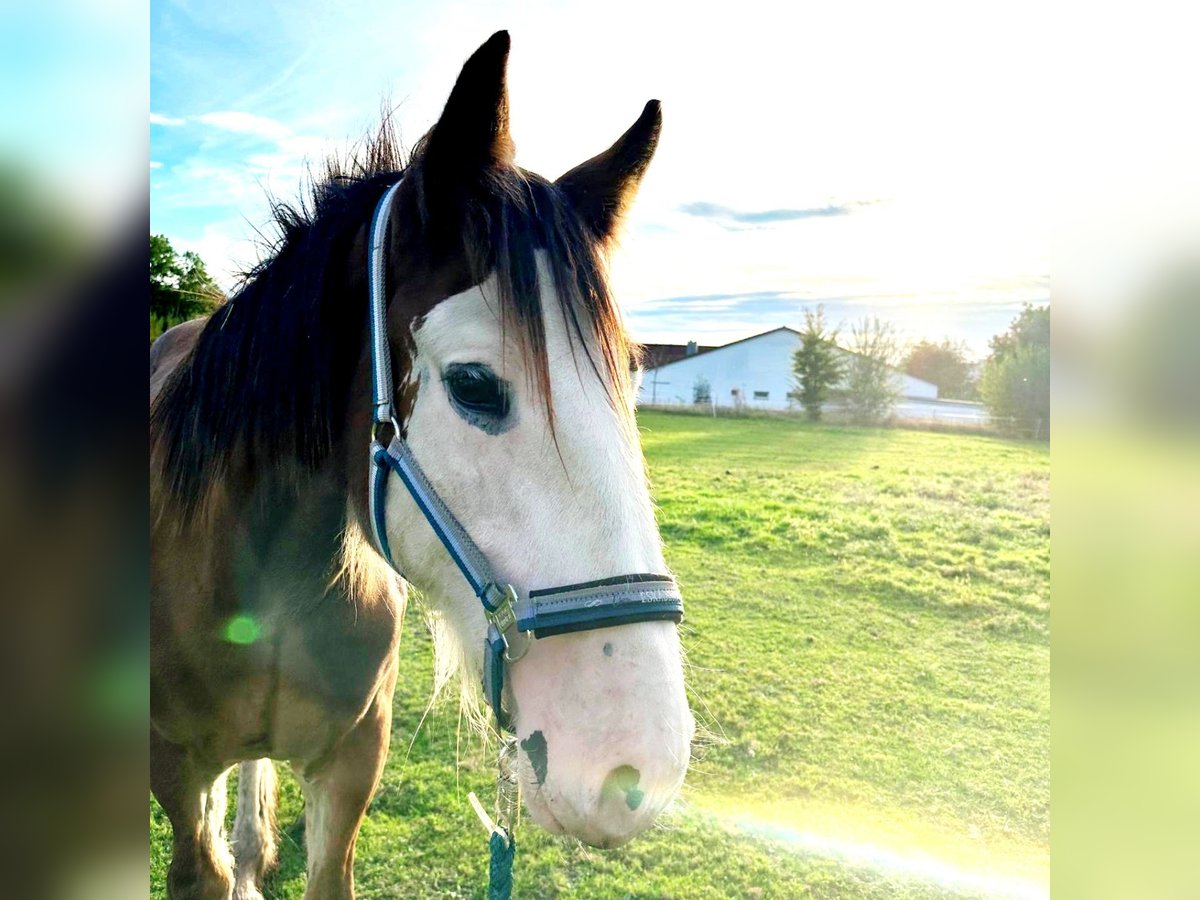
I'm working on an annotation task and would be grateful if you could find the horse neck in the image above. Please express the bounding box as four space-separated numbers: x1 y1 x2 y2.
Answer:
170 460 341 616
228 326 394 613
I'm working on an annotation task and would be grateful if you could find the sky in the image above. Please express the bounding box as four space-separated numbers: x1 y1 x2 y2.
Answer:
150 0 1051 359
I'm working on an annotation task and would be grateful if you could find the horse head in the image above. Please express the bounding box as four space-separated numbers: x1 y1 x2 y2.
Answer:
370 32 692 848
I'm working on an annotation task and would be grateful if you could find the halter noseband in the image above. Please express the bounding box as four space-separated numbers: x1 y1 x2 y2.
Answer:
365 180 683 730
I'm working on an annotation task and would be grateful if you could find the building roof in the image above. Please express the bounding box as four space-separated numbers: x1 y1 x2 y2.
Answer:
638 342 718 367
640 326 799 372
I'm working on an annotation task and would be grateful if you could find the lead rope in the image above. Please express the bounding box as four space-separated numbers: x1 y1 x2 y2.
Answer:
468 736 521 899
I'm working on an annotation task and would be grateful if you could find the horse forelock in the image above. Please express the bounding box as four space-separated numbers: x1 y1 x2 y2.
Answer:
438 164 637 434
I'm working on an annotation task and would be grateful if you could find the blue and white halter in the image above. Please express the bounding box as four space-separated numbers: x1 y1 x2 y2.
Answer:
364 180 684 731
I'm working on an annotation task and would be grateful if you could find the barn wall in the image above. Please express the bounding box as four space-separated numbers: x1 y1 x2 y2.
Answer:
637 329 801 410
636 329 940 410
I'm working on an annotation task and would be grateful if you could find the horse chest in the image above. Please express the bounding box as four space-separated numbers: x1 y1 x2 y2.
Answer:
262 603 399 762
155 591 399 767
216 493 400 762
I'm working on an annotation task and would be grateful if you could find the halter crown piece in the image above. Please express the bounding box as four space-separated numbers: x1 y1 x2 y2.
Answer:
365 180 685 732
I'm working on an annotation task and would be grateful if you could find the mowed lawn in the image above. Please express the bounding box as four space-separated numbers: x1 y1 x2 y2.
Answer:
151 411 1050 898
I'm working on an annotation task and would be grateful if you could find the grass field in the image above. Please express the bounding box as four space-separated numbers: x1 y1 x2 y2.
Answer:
151 411 1050 898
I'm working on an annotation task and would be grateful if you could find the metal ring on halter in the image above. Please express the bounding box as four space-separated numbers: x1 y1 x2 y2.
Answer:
372 415 403 445
502 629 530 663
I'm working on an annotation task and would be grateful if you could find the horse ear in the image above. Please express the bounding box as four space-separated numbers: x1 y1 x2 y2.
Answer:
423 30 515 176
556 100 662 242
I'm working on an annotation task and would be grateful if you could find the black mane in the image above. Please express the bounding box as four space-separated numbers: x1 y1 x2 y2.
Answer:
151 121 633 523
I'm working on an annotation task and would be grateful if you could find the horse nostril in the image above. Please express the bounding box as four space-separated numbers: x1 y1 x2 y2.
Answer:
601 765 644 811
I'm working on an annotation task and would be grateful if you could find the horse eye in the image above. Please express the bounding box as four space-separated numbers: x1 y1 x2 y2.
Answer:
443 364 511 423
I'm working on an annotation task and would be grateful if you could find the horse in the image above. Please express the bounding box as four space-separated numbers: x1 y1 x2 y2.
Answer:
150 31 694 900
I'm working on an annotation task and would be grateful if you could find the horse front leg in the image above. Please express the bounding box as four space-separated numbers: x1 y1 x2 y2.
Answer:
291 677 395 900
151 729 235 900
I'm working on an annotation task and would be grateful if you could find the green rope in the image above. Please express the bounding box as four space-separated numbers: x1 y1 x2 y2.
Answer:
487 829 515 900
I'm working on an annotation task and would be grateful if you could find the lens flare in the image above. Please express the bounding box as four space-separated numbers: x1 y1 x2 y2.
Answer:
691 798 1048 899
224 614 261 645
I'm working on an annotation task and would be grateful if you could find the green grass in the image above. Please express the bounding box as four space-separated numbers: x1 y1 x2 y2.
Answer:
151 411 1050 898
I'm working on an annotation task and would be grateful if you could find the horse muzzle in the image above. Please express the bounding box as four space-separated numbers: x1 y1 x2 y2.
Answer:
508 622 694 848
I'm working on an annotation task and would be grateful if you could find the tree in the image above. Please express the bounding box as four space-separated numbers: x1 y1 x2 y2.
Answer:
692 375 712 405
150 234 223 341
980 304 1050 438
903 339 976 400
841 316 901 424
790 305 844 421
987 304 1050 364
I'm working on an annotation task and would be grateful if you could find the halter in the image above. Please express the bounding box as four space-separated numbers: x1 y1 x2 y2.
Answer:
365 180 684 732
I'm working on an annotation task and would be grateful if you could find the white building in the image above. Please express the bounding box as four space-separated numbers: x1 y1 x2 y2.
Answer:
637 326 939 411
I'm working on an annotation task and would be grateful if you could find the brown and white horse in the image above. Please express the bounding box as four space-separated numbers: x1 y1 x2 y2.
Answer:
150 31 692 900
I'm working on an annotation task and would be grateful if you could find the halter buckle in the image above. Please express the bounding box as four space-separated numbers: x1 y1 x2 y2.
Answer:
482 584 530 663
482 583 517 625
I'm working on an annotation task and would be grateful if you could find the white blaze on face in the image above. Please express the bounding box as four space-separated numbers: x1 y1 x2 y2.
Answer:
384 253 693 848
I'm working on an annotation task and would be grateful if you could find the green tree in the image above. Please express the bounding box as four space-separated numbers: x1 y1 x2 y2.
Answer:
790 305 844 421
150 234 223 341
841 316 901 425
980 304 1050 438
987 303 1050 364
903 338 976 400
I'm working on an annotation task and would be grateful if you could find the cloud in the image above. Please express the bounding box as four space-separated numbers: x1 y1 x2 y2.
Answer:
678 200 876 228
149 161 163 169
152 110 335 220
172 220 263 293
150 112 185 127
193 111 291 141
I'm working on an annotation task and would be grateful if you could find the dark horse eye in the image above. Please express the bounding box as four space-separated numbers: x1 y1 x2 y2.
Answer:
442 363 512 429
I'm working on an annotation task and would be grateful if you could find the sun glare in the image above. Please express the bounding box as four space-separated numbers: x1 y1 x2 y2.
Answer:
692 798 1048 899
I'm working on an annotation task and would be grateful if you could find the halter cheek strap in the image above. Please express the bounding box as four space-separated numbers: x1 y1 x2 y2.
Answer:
365 179 683 731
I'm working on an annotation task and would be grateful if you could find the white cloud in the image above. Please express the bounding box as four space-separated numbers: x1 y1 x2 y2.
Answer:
150 112 185 126
174 221 262 294
150 161 163 169
194 111 292 141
